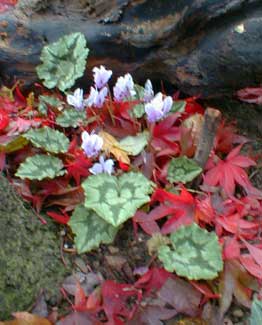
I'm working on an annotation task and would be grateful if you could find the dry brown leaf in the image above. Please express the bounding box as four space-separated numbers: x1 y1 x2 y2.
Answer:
98 130 130 164
0 312 52 325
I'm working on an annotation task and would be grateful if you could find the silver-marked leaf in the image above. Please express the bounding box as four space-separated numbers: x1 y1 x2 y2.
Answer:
82 172 154 227
158 223 223 280
56 109 86 128
119 131 149 156
250 298 262 325
36 32 89 91
38 95 63 115
69 204 118 253
24 126 69 153
167 156 202 184
15 154 65 180
170 100 186 113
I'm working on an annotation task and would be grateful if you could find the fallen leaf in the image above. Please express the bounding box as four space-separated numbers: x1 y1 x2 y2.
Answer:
1 312 51 325
158 277 202 317
98 130 130 164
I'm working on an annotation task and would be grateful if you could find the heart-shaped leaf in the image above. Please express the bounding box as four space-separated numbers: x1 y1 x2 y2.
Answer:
69 204 118 253
15 154 65 180
167 156 202 184
36 32 89 91
250 298 262 325
82 172 154 227
158 223 223 280
24 126 69 153
56 109 86 128
38 95 63 115
170 100 186 113
119 131 149 156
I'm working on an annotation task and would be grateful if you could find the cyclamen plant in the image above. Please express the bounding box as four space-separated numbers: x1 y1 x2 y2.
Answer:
2 32 262 324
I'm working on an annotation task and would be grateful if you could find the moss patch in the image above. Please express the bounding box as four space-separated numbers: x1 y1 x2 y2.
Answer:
0 174 69 319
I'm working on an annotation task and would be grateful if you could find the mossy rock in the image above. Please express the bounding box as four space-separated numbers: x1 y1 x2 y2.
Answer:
0 174 69 319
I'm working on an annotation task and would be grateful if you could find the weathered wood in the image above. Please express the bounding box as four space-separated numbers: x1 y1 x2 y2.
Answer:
194 107 221 169
1 0 262 97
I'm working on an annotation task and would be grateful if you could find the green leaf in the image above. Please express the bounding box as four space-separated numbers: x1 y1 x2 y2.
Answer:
56 108 86 128
15 154 65 180
170 100 186 113
158 223 223 280
82 172 154 227
119 131 149 156
132 104 145 118
38 95 63 115
24 126 69 153
250 298 262 325
133 84 145 100
130 84 146 118
36 32 89 91
69 204 118 253
167 156 202 184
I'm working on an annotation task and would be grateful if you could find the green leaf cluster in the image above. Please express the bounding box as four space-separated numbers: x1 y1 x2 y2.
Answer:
36 32 89 91
158 223 223 280
15 154 65 180
69 172 154 253
167 156 202 184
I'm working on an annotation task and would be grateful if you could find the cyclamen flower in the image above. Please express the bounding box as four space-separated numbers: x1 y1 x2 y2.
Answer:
81 131 103 158
67 88 85 111
145 92 173 123
113 73 136 102
93 65 112 89
86 86 108 108
89 155 114 175
144 79 154 102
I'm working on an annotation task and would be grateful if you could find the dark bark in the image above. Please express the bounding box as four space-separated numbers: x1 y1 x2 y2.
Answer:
1 0 262 98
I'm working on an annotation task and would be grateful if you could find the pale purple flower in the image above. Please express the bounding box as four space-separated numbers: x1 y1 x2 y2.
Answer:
145 92 173 123
113 73 136 102
85 86 108 108
144 79 154 102
89 156 114 175
162 96 173 114
81 131 103 158
93 65 112 89
67 88 85 110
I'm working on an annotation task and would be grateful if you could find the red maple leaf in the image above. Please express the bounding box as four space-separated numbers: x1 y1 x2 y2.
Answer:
101 280 142 324
204 145 261 198
65 138 92 185
134 187 197 235
0 109 9 131
151 113 180 156
237 87 262 104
